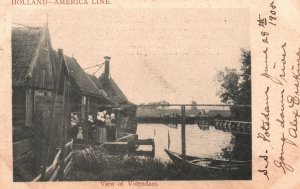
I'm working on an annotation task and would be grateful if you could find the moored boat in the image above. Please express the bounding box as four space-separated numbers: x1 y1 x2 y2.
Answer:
164 149 251 176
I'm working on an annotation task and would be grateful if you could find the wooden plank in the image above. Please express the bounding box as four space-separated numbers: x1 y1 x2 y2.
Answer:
13 139 33 158
103 142 128 145
57 79 67 181
49 165 60 181
129 139 154 145
116 134 138 142
12 106 26 126
36 95 54 181
25 88 33 126
64 152 72 164
13 126 34 142
32 174 41 181
64 159 72 175
12 87 26 126
101 142 129 154
32 148 61 181
45 149 61 179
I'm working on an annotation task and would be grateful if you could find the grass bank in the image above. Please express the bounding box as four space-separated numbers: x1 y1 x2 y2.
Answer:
64 148 251 181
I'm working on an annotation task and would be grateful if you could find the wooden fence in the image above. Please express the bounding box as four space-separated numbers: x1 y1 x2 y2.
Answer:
33 139 73 181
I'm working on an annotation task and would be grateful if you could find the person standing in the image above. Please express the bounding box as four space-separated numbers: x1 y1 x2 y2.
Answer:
87 115 95 144
71 114 79 143
109 113 117 141
105 114 112 141
77 127 84 140
95 112 107 144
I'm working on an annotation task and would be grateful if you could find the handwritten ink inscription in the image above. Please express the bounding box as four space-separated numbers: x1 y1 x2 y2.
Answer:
273 133 297 174
258 150 269 180
258 87 271 143
257 0 299 181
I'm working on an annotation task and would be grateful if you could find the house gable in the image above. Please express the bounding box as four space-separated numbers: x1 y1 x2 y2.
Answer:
12 25 54 89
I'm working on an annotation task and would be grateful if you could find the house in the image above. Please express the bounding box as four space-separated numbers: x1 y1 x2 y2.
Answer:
63 55 114 122
12 25 70 181
98 57 128 105
88 57 137 137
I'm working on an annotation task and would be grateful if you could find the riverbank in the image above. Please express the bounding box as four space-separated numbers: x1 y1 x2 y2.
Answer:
64 148 251 180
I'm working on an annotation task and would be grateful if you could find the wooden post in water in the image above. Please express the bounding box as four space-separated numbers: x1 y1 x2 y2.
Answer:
181 105 186 159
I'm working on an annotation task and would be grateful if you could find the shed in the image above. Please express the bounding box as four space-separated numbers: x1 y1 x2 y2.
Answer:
12 25 71 181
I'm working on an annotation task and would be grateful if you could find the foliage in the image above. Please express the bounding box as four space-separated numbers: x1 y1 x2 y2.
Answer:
216 49 251 161
216 49 251 121
64 148 250 180
216 68 240 104
221 134 252 161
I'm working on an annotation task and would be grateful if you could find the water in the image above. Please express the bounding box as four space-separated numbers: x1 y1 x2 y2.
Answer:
136 123 232 161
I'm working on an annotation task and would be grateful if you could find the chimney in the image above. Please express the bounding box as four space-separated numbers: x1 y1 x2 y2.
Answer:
104 56 111 80
58 48 63 57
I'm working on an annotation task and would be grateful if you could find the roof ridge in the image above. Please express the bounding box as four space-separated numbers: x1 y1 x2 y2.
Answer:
64 55 113 100
25 26 47 81
12 25 46 85
85 72 110 99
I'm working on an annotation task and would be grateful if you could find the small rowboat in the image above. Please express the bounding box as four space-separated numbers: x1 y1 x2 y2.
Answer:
164 149 251 174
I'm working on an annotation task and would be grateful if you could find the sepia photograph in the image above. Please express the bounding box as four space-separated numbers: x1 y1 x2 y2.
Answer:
11 7 251 182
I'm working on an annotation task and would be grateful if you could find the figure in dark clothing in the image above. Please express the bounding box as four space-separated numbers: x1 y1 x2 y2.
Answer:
107 113 116 142
71 114 79 142
87 115 95 144
95 112 107 144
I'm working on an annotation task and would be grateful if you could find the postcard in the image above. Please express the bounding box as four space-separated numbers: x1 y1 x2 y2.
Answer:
0 0 299 188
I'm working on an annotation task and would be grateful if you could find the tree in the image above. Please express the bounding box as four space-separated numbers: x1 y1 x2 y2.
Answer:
216 68 239 105
216 49 251 161
216 49 251 121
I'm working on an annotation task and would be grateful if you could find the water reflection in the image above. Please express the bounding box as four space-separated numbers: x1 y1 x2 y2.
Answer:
136 123 232 161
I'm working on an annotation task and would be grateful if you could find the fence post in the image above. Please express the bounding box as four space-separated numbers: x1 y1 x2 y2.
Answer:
181 105 186 159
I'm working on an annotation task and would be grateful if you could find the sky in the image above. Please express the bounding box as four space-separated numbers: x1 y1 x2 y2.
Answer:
12 7 250 104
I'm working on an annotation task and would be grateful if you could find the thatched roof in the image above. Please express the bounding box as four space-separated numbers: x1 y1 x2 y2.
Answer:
64 55 105 97
98 73 128 104
86 73 108 98
12 27 43 85
12 25 126 105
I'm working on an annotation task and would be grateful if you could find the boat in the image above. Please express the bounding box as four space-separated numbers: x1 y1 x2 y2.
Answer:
164 149 251 174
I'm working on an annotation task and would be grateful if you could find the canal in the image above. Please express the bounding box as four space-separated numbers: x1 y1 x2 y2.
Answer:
136 123 232 161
